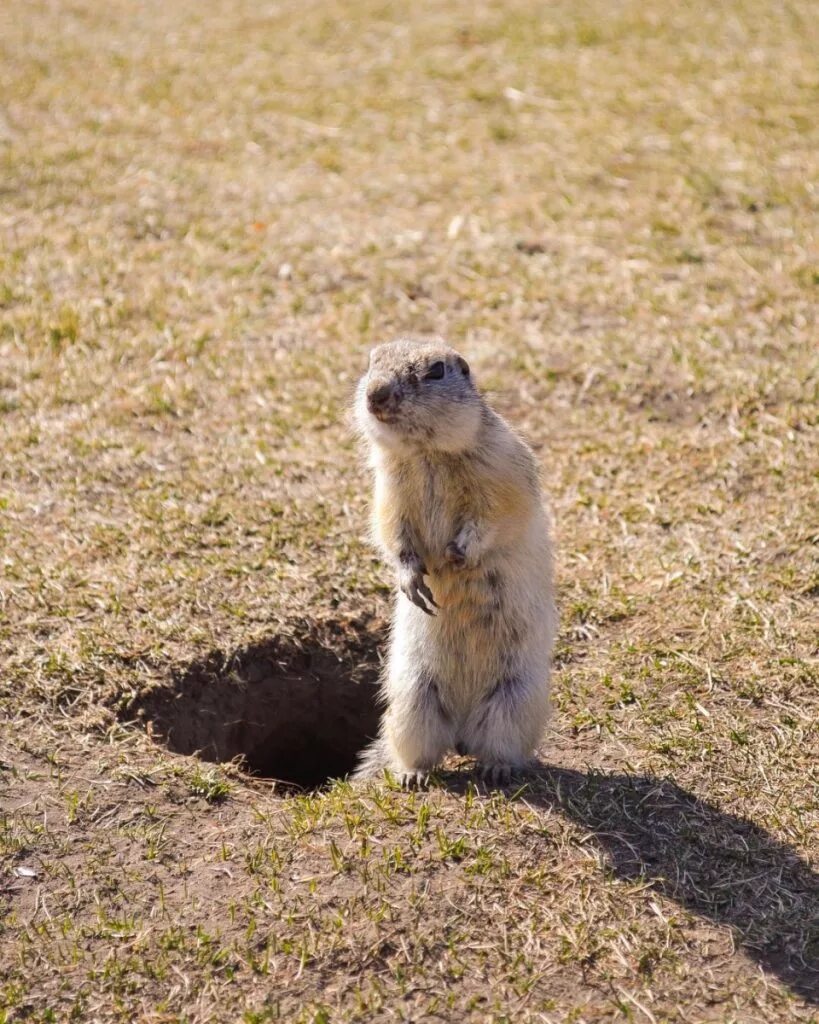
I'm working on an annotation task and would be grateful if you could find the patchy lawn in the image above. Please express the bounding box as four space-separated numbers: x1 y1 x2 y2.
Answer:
1 0 817 1020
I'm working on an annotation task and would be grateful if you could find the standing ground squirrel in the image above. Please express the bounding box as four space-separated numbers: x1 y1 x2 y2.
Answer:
353 337 556 787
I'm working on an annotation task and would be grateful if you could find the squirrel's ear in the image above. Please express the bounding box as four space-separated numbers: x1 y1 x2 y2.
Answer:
456 355 470 377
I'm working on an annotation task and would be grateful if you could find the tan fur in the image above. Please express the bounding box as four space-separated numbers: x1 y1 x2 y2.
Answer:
353 337 556 787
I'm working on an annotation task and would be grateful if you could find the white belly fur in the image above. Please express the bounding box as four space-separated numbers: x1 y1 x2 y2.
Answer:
387 511 555 725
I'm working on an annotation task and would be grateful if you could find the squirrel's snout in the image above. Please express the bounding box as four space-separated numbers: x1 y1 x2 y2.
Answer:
366 380 398 415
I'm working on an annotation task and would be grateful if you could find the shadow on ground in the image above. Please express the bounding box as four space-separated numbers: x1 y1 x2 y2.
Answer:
128 619 383 788
128 629 817 1002
509 765 818 1004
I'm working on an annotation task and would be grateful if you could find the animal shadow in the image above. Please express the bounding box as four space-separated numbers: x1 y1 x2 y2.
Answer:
518 766 818 1003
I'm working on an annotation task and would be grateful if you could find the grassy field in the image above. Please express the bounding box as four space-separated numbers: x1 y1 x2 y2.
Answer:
1 0 817 1020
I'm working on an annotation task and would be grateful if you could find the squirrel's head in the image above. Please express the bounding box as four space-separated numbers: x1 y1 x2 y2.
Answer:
356 337 482 455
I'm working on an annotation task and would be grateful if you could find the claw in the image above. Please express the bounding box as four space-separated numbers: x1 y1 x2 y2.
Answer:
400 565 438 615
399 769 430 790
405 581 435 615
416 578 439 610
477 763 514 788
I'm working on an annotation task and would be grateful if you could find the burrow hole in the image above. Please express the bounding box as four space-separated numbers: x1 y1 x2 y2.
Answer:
127 622 383 789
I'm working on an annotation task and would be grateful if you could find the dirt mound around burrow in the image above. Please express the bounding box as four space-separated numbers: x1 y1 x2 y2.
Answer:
127 620 384 788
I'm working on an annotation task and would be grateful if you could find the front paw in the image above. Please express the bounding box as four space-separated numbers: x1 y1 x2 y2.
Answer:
398 563 438 615
444 540 467 568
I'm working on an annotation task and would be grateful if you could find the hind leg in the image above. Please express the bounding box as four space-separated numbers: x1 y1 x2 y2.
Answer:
384 669 454 788
462 672 549 786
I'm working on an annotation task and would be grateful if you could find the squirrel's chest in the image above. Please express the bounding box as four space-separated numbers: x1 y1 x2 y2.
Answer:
400 459 478 556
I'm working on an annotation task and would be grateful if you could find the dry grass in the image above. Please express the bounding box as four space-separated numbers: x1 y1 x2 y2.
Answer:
1 0 817 1020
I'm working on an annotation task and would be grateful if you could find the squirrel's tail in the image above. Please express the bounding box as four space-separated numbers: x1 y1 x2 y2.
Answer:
350 732 389 781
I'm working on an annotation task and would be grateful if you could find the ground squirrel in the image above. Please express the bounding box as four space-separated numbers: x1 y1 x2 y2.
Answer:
353 337 556 787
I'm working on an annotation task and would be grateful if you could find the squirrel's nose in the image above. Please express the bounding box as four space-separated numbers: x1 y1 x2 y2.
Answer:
367 381 394 412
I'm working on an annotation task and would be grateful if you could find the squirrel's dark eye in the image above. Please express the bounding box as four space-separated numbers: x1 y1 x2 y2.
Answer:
424 361 445 381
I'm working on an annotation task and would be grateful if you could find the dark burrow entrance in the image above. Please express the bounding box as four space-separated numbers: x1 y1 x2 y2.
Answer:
126 620 383 789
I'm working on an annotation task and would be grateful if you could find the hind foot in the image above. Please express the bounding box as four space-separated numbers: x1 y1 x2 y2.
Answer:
476 763 517 788
397 768 431 790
